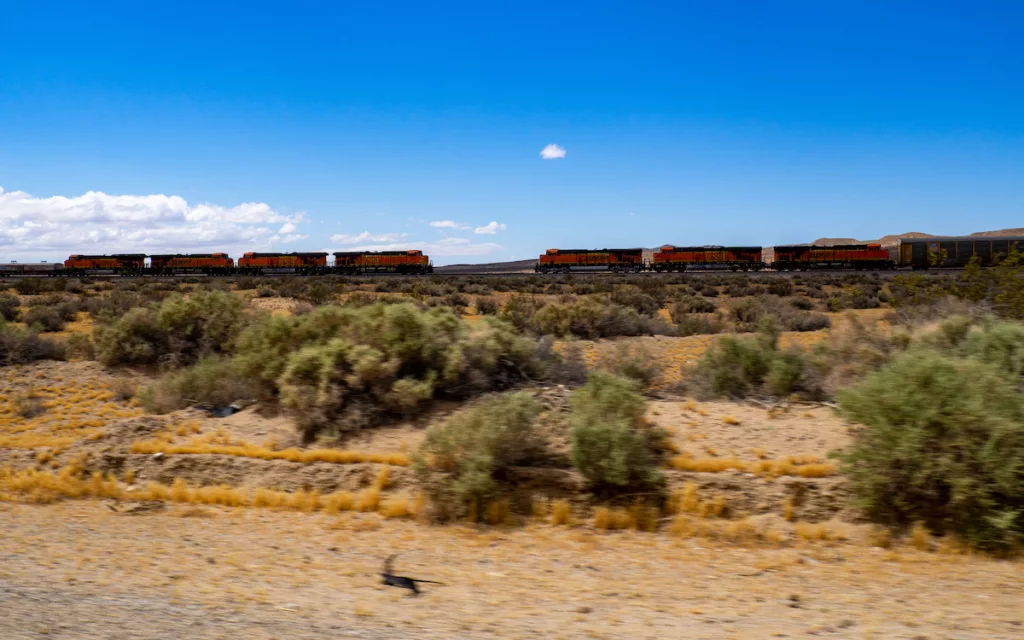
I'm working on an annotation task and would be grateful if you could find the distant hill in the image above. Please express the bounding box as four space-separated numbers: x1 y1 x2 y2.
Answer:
435 259 537 274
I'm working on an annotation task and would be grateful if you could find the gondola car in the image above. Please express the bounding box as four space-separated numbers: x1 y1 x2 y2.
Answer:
897 236 1024 269
0 262 62 277
149 253 234 275
535 248 644 273
650 245 764 272
333 250 432 274
237 252 329 275
772 244 894 271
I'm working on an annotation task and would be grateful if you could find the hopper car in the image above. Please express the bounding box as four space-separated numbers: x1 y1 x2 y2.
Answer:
536 248 644 273
772 244 894 271
651 246 764 272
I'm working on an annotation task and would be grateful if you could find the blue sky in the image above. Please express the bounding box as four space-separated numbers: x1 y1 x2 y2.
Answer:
1 1 1022 264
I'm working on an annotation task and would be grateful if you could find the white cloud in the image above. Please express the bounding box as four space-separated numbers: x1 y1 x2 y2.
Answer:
330 231 407 245
540 144 566 160
474 221 507 235
429 220 470 230
0 186 305 259
326 236 502 258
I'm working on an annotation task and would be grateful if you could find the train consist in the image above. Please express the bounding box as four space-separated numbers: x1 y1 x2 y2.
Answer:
535 235 1024 273
0 250 434 277
1 236 1022 277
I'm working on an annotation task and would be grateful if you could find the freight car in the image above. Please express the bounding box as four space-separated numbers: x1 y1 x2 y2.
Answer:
898 236 1024 269
237 252 329 275
536 248 645 273
333 250 433 274
772 244 894 271
0 262 62 277
63 254 146 276
650 246 764 272
149 253 234 275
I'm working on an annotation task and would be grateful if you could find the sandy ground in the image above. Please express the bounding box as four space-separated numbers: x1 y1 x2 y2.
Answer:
1 502 1021 640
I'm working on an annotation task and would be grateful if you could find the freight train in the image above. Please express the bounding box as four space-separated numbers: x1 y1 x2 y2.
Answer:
0 250 434 277
2 236 1022 277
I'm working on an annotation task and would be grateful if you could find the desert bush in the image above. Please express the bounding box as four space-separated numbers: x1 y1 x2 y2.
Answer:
0 323 66 366
570 373 663 493
13 279 45 296
65 333 95 360
767 279 794 297
789 297 814 310
675 314 723 337
731 295 831 332
14 392 45 418
501 294 544 332
235 303 552 439
415 392 543 520
837 348 1024 552
84 290 146 321
0 293 20 322
598 343 662 390
24 306 66 332
300 282 337 306
530 298 667 339
139 356 255 414
669 295 717 319
94 290 248 367
474 296 499 315
610 285 660 316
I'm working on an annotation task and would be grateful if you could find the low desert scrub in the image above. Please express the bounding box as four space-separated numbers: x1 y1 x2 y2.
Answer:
570 373 664 494
128 439 410 466
837 345 1024 552
415 392 544 521
911 521 932 552
138 356 254 414
0 322 66 366
597 343 663 389
665 483 727 518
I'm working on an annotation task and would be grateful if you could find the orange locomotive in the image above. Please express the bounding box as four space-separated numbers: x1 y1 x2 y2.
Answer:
535 248 644 273
63 254 146 275
149 253 234 275
772 244 894 271
651 246 764 272
237 252 329 275
333 250 432 274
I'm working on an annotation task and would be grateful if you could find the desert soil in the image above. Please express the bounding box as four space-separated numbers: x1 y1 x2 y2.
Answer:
1 502 1022 640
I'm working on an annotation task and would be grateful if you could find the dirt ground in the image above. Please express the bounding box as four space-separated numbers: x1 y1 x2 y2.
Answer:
1 502 1021 640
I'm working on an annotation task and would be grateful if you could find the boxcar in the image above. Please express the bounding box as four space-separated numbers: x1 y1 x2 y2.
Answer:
237 252 329 275
63 254 146 275
772 244 894 271
651 245 764 272
149 253 234 275
333 250 432 274
535 248 644 273
898 236 1024 269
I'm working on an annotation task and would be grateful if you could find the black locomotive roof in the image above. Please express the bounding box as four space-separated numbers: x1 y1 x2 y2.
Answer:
69 254 147 259
550 248 644 254
247 252 328 257
332 251 424 256
149 253 225 258
773 244 873 251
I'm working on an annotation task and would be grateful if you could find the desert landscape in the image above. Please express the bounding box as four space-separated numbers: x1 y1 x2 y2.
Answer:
1 271 1022 639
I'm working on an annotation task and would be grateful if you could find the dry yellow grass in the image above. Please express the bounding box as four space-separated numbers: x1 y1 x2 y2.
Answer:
550 499 571 525
128 440 410 466
722 415 741 425
669 453 837 477
911 522 932 552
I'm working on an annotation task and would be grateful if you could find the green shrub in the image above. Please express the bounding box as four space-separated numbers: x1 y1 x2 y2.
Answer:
235 303 551 439
961 320 1024 377
65 333 95 360
94 290 247 366
610 285 660 316
0 322 66 366
139 356 254 414
731 295 831 332
669 295 717 319
598 343 662 390
24 306 66 332
837 348 1024 552
500 294 544 332
474 296 499 315
570 373 663 493
0 293 21 322
416 392 543 520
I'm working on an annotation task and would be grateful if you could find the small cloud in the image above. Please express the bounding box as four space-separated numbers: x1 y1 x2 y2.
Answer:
474 221 507 235
429 220 470 230
279 222 297 233
627 211 636 218
540 144 566 160
330 231 407 245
